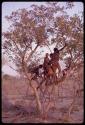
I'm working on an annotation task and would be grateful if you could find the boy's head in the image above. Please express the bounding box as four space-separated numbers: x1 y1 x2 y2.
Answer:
39 65 43 68
50 53 53 58
54 48 59 53
45 53 49 57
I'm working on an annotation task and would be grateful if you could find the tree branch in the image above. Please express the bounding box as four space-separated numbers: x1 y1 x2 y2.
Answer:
26 44 39 63
13 40 23 56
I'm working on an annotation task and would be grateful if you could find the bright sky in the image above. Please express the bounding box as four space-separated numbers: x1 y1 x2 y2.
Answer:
2 2 83 76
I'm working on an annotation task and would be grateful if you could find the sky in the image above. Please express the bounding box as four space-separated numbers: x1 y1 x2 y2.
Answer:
2 2 83 76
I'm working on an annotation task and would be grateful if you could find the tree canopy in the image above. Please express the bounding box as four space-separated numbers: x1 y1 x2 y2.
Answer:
2 2 83 75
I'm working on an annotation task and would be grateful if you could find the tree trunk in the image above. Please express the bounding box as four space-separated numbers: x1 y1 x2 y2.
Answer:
24 68 42 113
21 44 42 113
29 80 42 113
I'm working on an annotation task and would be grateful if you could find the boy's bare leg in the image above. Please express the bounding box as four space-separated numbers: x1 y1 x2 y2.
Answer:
57 62 61 73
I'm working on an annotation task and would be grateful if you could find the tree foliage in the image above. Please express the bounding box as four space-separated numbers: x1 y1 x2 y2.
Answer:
3 2 83 74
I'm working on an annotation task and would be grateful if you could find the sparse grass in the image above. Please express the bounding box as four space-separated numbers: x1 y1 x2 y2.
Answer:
2 67 84 123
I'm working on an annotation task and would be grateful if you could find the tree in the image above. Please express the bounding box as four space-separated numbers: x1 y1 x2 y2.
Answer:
2 2 83 113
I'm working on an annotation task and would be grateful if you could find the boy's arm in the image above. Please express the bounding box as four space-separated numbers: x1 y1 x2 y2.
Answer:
57 62 61 73
59 42 67 52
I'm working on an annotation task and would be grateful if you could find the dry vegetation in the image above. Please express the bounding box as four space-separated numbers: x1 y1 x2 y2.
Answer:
2 66 84 123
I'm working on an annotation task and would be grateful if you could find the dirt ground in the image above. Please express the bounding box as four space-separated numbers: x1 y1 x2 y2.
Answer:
2 67 84 123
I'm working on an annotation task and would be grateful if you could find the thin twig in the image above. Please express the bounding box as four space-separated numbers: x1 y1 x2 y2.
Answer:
46 43 52 53
8 64 20 73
